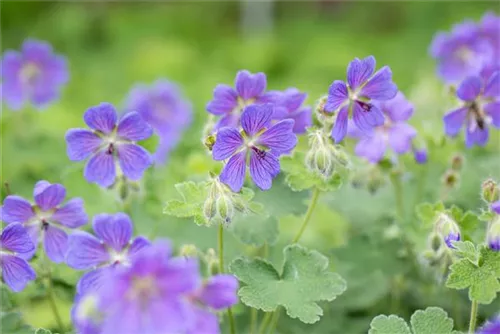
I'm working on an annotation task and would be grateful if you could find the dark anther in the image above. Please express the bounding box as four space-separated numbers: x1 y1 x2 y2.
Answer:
107 143 115 155
42 221 49 230
469 102 485 130
356 100 372 112
251 146 267 159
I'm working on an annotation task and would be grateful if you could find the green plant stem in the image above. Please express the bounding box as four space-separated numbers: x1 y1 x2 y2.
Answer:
468 300 478 334
218 224 236 334
390 173 405 222
250 308 258 334
267 308 281 334
45 262 64 331
292 187 321 243
258 312 273 334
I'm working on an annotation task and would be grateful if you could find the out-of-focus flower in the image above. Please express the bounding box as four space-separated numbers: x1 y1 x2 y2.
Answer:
206 70 275 129
481 179 499 204
325 56 398 143
124 80 192 164
66 213 150 294
272 88 312 134
435 213 461 248
413 148 428 164
477 314 500 334
0 223 36 292
1 39 69 110
1 181 87 263
443 72 500 147
491 200 500 215
212 104 297 192
65 103 154 187
487 215 500 251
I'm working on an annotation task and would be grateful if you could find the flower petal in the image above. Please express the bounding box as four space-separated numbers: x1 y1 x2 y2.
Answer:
484 102 500 127
43 225 69 263
116 144 152 181
352 102 385 132
128 236 151 257
117 112 153 141
413 149 428 164
331 106 349 143
491 201 500 214
22 39 53 62
65 129 103 161
347 56 376 90
212 127 244 161
0 223 35 255
241 104 273 136
198 274 239 310
93 213 132 252
257 119 297 154
457 76 482 101
206 84 238 115
281 88 307 112
66 231 110 269
220 151 247 192
84 150 116 187
325 80 349 112
443 107 467 137
289 108 312 134
34 182 66 211
484 71 500 98
465 124 489 148
186 307 219 334
360 66 398 100
1 196 35 224
52 198 88 228
355 134 387 163
388 123 417 154
83 103 117 134
77 267 111 295
0 255 36 292
249 150 280 191
379 91 414 122
235 70 267 100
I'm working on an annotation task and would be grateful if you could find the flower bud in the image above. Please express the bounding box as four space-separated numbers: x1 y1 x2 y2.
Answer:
450 153 464 171
441 169 460 189
435 213 461 248
180 244 198 257
413 148 428 164
205 248 220 274
203 197 217 220
204 134 216 151
428 232 444 252
487 216 500 251
216 195 234 224
482 179 499 204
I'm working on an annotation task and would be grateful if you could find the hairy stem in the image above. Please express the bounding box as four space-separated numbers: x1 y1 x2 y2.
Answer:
45 260 64 331
218 224 236 334
292 187 321 243
468 300 478 334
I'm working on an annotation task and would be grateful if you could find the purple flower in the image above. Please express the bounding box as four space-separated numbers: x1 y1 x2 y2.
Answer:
1 39 68 110
272 88 312 134
212 103 297 192
71 293 101 334
0 223 36 292
477 315 500 334
1 181 87 263
206 70 275 129
413 148 428 164
65 103 154 187
349 92 417 163
430 20 494 83
435 213 461 249
492 200 500 214
443 72 500 147
487 214 500 251
325 56 398 143
124 80 192 164
66 213 150 294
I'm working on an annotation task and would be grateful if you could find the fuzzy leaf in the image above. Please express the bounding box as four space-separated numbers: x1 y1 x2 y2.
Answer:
163 181 208 218
0 312 32 334
231 214 279 247
34 329 53 334
230 244 346 324
410 307 454 334
369 315 411 334
451 241 479 265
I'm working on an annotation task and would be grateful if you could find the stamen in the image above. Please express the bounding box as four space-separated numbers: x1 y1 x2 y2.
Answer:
107 143 115 155
251 146 267 159
42 221 49 230
356 100 372 112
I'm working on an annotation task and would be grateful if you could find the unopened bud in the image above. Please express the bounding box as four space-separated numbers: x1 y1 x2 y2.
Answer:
442 170 460 189
487 216 500 251
205 248 219 274
450 153 464 171
216 195 234 224
204 134 216 151
428 232 444 252
203 197 217 220
482 179 499 204
413 148 428 164
435 213 461 248
180 244 198 257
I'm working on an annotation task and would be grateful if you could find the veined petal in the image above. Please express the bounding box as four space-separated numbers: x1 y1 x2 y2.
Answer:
93 213 132 252
1 196 35 224
257 119 297 154
360 66 398 100
0 223 35 255
52 198 88 228
347 56 376 90
484 102 500 127
484 71 500 98
43 225 69 263
0 255 36 292
128 236 151 257
186 307 219 334
352 102 384 132
249 149 280 191
281 88 307 112
355 134 387 163
241 104 273 136
465 123 489 148
117 112 153 141
34 182 66 211
491 200 500 214
215 113 240 130
220 151 247 192
443 107 467 137
206 84 238 115
325 80 349 112
235 70 267 100
331 106 349 143
116 144 153 181
66 231 110 269
388 123 417 154
77 267 111 295
65 129 103 161
212 127 244 161
84 103 117 134
457 76 482 101
84 150 116 187
380 91 414 122
289 108 312 134
198 274 239 310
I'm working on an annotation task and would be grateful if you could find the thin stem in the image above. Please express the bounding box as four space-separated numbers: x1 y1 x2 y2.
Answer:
292 187 321 243
45 261 64 331
250 308 258 334
258 312 272 334
267 308 281 334
390 173 405 222
4 182 12 195
468 300 479 334
218 224 236 334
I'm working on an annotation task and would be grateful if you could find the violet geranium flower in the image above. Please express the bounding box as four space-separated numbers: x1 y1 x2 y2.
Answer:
349 92 417 163
0 223 36 292
212 103 297 192
66 213 150 294
478 315 500 334
124 80 192 164
1 39 69 110
443 71 500 147
272 88 312 134
325 56 398 143
65 103 154 187
1 181 87 263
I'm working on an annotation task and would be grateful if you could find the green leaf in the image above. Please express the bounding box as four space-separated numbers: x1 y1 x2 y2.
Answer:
163 181 209 218
230 244 346 324
34 329 53 334
230 214 279 247
410 307 454 334
479 211 495 222
0 312 32 334
416 202 444 226
0 284 13 311
451 241 478 265
457 211 479 233
446 245 500 304
369 315 411 334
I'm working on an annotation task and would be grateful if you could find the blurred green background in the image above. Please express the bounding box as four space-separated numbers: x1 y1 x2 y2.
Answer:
1 2 500 333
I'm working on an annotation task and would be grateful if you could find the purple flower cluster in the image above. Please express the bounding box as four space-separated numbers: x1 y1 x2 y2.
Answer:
72 241 238 334
477 315 500 334
65 103 154 188
124 80 192 164
430 12 499 83
213 103 297 192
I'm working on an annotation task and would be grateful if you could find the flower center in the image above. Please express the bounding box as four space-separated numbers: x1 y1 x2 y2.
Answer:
466 100 490 131
251 146 267 159
456 46 473 63
109 249 128 266
20 63 41 84
129 275 157 306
